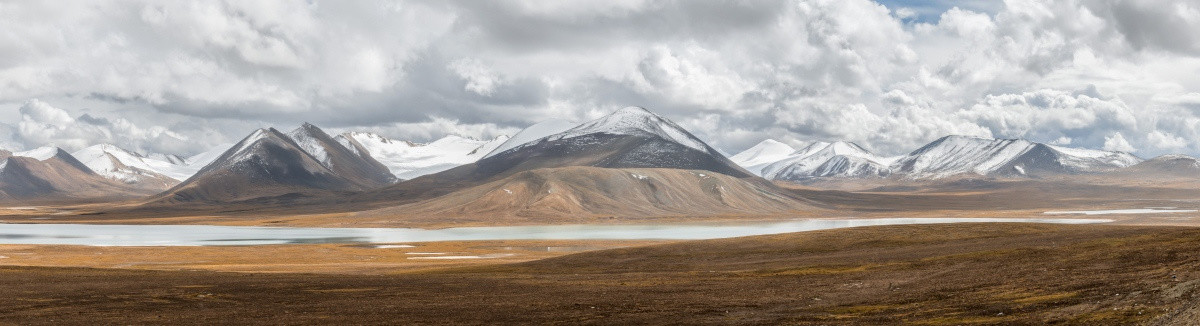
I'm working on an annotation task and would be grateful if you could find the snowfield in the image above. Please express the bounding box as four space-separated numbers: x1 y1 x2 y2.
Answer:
341 132 508 180
483 119 577 159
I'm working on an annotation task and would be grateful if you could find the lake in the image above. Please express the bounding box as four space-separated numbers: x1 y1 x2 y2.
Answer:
0 218 1113 246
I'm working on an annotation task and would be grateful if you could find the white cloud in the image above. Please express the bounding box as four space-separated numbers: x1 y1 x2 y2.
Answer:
1146 130 1188 151
2 0 1200 158
449 58 503 96
13 99 198 155
958 89 1137 148
0 123 19 151
1103 132 1135 152
339 117 517 144
632 46 754 108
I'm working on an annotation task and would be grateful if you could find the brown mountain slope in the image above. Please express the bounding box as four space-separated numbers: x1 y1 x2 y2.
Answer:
353 107 755 205
150 128 361 204
118 108 797 219
356 166 814 225
1116 154 1200 178
287 123 395 187
0 149 154 201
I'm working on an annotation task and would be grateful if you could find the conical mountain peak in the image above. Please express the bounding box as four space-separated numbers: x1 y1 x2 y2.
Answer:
551 106 711 153
285 123 395 186
730 139 797 176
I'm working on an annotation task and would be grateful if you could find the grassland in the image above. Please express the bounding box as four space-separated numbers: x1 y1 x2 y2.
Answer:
2 223 1199 324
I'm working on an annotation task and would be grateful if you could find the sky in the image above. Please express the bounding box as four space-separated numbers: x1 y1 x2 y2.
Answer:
2 0 1200 159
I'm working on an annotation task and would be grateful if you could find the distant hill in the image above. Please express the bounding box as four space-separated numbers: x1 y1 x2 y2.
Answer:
0 147 156 201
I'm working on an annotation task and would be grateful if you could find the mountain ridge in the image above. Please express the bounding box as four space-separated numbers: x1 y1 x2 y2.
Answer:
152 127 362 203
733 135 1144 181
0 147 156 201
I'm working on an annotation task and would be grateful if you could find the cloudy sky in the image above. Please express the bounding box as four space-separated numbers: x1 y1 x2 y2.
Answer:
2 0 1200 159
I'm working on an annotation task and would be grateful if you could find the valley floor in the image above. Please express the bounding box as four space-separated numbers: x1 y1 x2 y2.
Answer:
2 223 1200 325
7 177 1200 228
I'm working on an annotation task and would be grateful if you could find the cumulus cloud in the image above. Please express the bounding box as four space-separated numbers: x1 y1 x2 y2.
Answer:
1 0 1200 158
449 58 503 96
1104 132 1136 152
335 117 518 144
12 99 199 155
958 89 1137 148
0 123 19 152
1146 130 1188 151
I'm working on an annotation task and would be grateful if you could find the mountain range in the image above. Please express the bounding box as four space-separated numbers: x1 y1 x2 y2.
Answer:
349 107 792 221
0 106 1190 222
731 135 1145 182
0 147 158 201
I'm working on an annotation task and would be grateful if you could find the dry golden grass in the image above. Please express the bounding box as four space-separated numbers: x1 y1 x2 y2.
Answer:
0 239 667 274
2 223 1199 324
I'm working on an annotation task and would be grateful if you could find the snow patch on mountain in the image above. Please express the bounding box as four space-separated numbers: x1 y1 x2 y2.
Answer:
186 143 232 170
891 136 1037 178
467 135 509 156
1047 145 1141 170
14 147 60 161
892 135 1143 178
760 141 889 180
483 119 577 158
73 144 194 182
287 124 332 167
730 139 795 176
343 132 510 180
333 134 364 157
224 128 275 164
548 107 712 154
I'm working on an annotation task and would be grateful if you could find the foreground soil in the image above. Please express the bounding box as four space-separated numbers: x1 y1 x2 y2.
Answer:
3 223 1200 324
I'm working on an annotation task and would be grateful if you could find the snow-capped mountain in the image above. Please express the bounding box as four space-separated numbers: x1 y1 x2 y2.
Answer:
891 135 1142 178
287 123 395 187
468 106 753 179
73 144 192 186
196 128 335 178
359 106 764 214
759 142 890 181
483 119 578 159
547 107 713 153
338 132 510 180
1047 144 1144 172
729 135 1142 181
729 139 796 176
12 147 63 161
69 142 251 190
0 147 156 200
156 128 363 202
